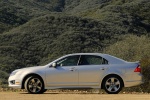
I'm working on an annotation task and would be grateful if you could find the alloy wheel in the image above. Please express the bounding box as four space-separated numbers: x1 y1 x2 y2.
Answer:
104 76 122 94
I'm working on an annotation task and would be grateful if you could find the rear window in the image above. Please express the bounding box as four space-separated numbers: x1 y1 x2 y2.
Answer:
79 55 108 65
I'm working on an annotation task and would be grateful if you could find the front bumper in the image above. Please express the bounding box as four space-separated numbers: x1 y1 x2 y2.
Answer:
8 75 22 89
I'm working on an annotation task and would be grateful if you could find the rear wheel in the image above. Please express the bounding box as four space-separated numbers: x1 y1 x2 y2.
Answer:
103 76 123 94
25 76 44 94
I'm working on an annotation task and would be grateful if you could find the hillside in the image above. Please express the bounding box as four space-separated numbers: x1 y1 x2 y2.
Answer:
0 0 150 88
0 0 65 34
1 0 150 34
0 14 116 72
70 0 150 34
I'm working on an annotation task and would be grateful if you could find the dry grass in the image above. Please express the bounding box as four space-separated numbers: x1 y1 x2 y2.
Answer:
0 92 150 100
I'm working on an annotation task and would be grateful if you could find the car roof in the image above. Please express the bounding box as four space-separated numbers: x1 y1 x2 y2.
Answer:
67 53 104 56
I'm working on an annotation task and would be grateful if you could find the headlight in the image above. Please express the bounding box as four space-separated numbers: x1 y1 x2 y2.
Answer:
10 70 19 76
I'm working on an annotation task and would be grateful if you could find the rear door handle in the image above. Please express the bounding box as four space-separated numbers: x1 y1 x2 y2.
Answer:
100 67 105 70
69 67 76 71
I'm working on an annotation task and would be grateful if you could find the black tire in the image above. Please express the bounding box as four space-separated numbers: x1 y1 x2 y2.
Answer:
43 89 47 93
103 75 123 94
25 76 44 94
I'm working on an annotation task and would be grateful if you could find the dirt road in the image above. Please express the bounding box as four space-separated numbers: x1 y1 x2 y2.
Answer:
0 92 150 100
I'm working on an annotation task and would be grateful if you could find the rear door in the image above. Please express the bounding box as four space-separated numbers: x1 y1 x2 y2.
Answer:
78 55 108 86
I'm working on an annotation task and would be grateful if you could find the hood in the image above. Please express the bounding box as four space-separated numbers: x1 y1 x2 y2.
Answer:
11 66 45 75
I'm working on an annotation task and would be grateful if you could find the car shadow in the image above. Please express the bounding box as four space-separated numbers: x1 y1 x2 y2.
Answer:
19 92 59 94
19 92 103 95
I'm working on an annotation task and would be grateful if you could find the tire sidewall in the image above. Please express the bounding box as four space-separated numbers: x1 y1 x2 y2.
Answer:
103 76 123 94
25 76 44 94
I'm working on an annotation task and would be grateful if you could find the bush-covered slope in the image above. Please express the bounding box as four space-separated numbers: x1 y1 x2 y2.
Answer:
0 0 65 34
0 70 9 86
71 0 150 34
0 14 117 73
1 0 150 34
104 34 150 61
0 2 28 34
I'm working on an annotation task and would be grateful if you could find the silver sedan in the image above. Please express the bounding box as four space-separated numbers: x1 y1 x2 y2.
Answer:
8 53 143 94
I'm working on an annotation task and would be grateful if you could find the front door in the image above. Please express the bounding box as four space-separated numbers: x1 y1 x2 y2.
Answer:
46 55 80 87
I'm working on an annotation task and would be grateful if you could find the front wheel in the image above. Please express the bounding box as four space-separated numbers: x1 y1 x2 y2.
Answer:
25 76 44 94
103 76 123 94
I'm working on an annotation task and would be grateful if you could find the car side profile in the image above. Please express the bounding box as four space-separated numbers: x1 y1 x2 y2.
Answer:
8 53 143 94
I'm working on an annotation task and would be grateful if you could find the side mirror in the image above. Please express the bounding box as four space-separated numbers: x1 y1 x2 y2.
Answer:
51 63 57 68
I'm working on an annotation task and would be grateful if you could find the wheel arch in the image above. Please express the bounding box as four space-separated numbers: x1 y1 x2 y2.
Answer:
101 74 124 89
21 73 45 89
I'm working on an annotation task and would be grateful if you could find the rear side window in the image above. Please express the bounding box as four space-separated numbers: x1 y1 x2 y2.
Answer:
79 55 108 65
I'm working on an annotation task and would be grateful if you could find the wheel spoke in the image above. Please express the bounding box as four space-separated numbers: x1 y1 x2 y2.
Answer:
28 85 33 88
36 80 41 85
111 78 115 83
32 87 37 92
106 81 110 85
115 81 120 85
37 86 42 90
113 86 118 91
107 86 113 92
31 79 35 83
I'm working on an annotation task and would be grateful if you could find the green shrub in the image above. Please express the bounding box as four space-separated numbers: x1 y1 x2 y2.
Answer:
104 34 150 61
138 57 150 93
0 70 9 87
104 34 150 92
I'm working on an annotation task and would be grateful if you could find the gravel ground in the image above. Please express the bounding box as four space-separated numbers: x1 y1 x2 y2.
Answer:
0 92 150 100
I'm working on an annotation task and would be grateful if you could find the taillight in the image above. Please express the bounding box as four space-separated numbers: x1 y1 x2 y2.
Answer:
134 65 141 72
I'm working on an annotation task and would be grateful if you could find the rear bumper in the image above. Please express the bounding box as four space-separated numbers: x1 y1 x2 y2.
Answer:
124 73 143 87
124 80 143 87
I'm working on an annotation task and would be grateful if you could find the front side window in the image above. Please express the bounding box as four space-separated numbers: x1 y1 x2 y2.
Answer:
79 55 108 65
56 55 80 67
